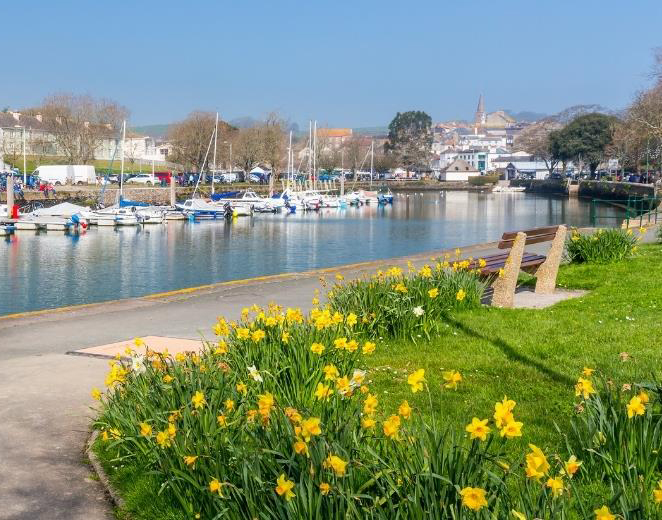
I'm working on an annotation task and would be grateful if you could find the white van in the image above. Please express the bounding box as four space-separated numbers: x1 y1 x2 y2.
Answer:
33 165 97 185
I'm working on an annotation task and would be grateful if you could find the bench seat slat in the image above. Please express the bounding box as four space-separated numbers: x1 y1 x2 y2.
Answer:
501 226 559 240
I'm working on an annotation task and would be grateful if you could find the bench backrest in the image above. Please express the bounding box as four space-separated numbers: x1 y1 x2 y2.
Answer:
498 226 560 249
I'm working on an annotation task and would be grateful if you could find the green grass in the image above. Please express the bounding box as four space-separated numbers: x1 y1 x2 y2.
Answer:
96 244 662 518
368 244 662 452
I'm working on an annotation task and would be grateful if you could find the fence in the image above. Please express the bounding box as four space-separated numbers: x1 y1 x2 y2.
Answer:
590 196 662 227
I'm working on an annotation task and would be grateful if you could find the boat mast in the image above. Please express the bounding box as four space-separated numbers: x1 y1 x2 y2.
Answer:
308 120 312 190
287 130 292 191
370 140 374 188
120 120 126 199
212 112 218 195
341 145 345 197
313 120 317 190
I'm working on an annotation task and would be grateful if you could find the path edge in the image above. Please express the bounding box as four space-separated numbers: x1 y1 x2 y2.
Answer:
86 429 127 511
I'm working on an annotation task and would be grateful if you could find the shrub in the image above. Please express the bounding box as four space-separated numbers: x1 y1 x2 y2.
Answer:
326 260 486 341
566 228 642 264
469 174 499 186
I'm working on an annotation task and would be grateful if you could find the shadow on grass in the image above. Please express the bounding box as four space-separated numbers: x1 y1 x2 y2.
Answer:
442 312 575 387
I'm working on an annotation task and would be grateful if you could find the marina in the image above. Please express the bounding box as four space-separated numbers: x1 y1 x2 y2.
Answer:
0 191 623 316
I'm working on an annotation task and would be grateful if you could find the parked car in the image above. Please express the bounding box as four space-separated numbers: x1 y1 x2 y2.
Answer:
125 174 156 185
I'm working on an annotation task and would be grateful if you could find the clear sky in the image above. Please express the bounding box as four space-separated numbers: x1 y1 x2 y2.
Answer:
4 0 661 127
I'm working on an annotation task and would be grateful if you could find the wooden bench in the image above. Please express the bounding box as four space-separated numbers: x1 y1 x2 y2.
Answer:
466 225 567 307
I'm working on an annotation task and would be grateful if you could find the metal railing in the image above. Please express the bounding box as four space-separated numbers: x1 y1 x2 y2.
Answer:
590 196 662 227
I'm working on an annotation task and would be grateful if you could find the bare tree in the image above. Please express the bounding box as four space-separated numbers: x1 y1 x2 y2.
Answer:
233 127 263 176
514 120 563 175
629 83 662 143
260 113 285 193
342 135 366 173
39 93 128 164
168 112 234 172
0 132 23 168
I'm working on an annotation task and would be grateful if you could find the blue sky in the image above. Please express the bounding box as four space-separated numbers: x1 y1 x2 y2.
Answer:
4 0 661 127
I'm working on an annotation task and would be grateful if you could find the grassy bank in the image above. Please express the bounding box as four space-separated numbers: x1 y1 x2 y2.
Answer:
93 244 662 519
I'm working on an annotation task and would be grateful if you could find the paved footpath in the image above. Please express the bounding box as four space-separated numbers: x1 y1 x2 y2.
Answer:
2 229 655 519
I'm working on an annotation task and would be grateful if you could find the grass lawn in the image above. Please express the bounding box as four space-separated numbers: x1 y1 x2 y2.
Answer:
369 244 662 452
96 243 662 518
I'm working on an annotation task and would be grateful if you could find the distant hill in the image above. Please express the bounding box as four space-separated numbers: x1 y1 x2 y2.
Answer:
131 124 170 139
504 110 548 122
353 126 388 137
544 104 620 124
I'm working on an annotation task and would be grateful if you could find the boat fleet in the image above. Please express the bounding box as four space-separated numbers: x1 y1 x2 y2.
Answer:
0 187 394 236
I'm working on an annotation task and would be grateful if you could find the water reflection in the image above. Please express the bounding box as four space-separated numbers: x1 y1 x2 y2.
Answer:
0 192 622 315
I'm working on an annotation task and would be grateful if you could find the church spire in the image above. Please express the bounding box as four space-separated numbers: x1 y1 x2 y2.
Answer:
474 94 486 125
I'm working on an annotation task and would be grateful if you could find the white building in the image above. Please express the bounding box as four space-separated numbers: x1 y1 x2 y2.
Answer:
439 159 481 181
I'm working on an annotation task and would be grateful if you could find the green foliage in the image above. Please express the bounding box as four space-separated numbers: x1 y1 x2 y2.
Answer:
565 378 662 519
469 174 499 186
384 111 432 171
551 113 617 174
327 262 485 341
566 228 640 264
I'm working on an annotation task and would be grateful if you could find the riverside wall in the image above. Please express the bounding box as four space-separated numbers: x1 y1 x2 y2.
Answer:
510 179 568 195
577 180 656 202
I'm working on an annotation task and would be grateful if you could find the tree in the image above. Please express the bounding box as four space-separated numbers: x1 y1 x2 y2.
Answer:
514 121 563 175
232 127 263 176
168 112 233 172
259 113 285 193
629 82 662 143
384 111 432 171
342 136 365 173
39 93 128 164
551 113 616 175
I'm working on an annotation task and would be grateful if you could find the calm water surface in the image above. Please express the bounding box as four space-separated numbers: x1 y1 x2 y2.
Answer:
0 192 622 315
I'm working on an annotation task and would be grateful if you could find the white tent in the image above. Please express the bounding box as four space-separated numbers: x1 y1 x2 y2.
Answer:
250 166 266 175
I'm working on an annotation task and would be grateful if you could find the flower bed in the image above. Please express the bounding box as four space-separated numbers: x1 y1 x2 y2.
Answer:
92 259 662 519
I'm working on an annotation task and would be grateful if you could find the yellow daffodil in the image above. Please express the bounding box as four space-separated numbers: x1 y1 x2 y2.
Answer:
511 511 527 520
361 417 376 429
582 367 594 377
323 364 340 380
627 395 645 418
209 478 221 494
139 422 152 436
500 419 523 439
257 392 275 419
575 377 596 399
156 430 171 448
594 505 615 520
563 455 582 477
163 374 174 383
546 476 564 497
362 341 376 354
525 444 550 479
653 480 662 503
324 454 347 476
285 407 302 424
407 369 425 393
383 414 401 439
134 337 145 347
217 414 227 427
319 482 331 495
315 382 333 401
311 342 325 355
293 440 309 457
191 391 206 409
442 370 462 389
364 393 379 415
494 396 516 427
459 487 487 511
91 387 102 400
334 337 348 350
346 313 357 327
345 339 358 352
236 328 250 340
300 417 322 441
398 400 412 419
428 288 439 299
236 381 247 395
251 329 266 343
456 289 466 301
394 283 408 293
466 417 491 441
638 390 650 404
183 455 198 467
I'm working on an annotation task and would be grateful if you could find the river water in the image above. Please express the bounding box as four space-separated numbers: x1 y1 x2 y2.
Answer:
0 192 622 315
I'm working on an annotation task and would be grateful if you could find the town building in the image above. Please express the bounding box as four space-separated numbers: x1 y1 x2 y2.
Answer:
438 158 481 181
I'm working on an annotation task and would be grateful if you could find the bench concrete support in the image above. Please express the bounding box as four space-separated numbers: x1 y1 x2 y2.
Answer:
491 231 526 308
534 225 567 294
